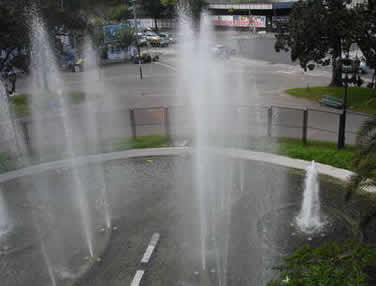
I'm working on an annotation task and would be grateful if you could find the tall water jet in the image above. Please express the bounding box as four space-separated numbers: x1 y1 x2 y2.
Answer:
82 37 111 229
29 13 94 257
0 189 10 236
296 161 324 232
176 13 239 286
0 82 15 237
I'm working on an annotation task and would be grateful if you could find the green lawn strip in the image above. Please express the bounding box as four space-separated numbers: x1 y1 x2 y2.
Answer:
8 92 86 118
285 86 376 114
0 153 16 172
0 136 356 173
246 137 356 170
277 138 356 170
112 135 170 150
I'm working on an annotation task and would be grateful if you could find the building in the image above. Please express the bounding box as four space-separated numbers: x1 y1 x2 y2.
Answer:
207 0 296 31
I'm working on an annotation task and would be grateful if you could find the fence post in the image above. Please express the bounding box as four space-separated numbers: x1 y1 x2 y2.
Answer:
21 120 30 148
302 109 308 145
129 109 136 139
164 107 170 139
337 111 345 149
267 106 273 137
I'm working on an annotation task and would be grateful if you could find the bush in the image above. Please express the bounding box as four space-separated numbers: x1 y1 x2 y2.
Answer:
267 241 376 286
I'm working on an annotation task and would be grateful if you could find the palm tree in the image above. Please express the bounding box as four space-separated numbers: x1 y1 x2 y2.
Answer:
346 116 376 231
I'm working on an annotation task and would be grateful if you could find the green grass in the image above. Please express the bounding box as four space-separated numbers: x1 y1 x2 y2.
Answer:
9 94 30 117
247 137 356 170
278 138 356 170
113 135 170 150
0 135 356 173
286 86 376 114
0 153 16 172
8 91 86 118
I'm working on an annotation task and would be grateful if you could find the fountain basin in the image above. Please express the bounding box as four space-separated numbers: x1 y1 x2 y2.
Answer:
257 203 361 255
0 149 375 286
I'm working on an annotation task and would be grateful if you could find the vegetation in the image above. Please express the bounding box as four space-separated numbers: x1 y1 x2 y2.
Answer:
0 153 15 173
285 86 376 114
345 116 376 231
248 137 356 170
7 92 86 118
275 0 376 87
353 1 376 76
112 135 170 150
279 138 355 170
267 241 376 286
0 0 30 73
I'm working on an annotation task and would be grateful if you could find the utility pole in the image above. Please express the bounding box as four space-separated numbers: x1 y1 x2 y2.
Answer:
337 54 353 149
131 0 143 80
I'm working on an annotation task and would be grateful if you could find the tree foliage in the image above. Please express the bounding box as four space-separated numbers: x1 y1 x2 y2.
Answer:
275 0 355 86
268 241 376 286
352 1 376 73
346 116 376 232
0 0 30 72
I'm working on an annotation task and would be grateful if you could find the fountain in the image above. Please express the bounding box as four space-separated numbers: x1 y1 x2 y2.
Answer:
0 7 365 286
296 161 325 233
30 13 95 258
81 37 111 229
175 12 250 286
0 189 10 237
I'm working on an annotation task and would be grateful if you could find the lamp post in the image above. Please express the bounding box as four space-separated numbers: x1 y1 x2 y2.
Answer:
337 54 358 149
130 0 143 80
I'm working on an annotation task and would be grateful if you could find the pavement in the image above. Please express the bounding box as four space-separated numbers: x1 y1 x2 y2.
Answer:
13 31 373 144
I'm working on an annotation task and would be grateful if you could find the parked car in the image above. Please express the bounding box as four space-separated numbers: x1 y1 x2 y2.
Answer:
133 51 159 64
73 58 86 72
144 31 161 47
359 58 368 74
340 56 360 74
159 32 175 45
58 54 75 71
212 44 236 59
136 33 147 47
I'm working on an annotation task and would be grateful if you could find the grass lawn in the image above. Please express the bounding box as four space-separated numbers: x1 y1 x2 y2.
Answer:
247 137 356 170
277 138 356 170
286 86 376 114
112 135 170 150
0 135 355 173
8 92 86 118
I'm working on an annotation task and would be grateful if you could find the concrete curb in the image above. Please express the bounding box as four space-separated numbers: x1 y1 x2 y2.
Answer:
0 147 354 185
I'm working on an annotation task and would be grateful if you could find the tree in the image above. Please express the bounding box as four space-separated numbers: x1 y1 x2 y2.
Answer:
0 0 30 73
140 0 165 30
275 0 355 86
107 4 132 22
352 1 376 87
346 116 376 231
267 241 376 286
117 28 136 49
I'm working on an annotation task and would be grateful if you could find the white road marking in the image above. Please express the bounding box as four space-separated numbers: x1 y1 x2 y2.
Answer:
141 232 160 264
154 62 176 71
130 270 144 286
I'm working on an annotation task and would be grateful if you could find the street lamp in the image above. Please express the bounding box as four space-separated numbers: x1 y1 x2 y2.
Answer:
130 0 143 80
337 53 359 149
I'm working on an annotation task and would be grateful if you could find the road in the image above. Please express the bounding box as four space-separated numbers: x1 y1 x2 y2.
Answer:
15 31 372 145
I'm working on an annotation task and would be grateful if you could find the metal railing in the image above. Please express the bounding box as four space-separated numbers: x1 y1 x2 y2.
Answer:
1 104 373 156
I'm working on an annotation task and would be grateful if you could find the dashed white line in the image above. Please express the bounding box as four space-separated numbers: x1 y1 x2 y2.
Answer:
154 62 176 71
141 232 160 264
130 270 144 286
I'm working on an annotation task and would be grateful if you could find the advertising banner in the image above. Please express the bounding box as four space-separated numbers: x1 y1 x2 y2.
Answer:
104 24 127 42
212 15 266 28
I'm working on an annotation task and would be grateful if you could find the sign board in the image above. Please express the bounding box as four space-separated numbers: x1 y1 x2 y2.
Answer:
212 15 266 28
104 24 127 42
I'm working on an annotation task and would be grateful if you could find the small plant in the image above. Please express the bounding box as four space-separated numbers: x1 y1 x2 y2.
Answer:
112 135 170 151
267 241 376 286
